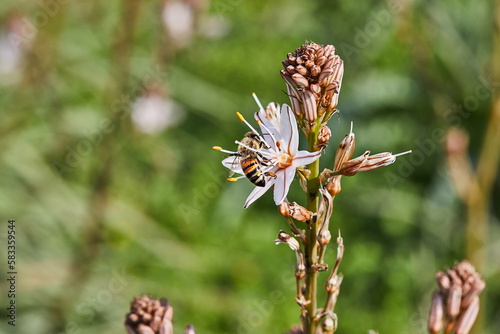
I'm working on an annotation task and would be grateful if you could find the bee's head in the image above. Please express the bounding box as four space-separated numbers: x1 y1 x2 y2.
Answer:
242 132 263 149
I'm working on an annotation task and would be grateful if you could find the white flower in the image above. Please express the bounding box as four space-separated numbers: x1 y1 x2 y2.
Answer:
131 92 183 134
162 1 194 47
215 96 321 208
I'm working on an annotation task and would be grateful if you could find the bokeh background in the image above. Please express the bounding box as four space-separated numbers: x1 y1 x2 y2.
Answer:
0 0 499 333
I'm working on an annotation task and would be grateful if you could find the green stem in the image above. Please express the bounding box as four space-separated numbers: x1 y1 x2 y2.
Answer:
304 126 321 334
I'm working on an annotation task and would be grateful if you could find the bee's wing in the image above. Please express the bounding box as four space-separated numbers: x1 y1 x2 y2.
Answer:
222 155 243 175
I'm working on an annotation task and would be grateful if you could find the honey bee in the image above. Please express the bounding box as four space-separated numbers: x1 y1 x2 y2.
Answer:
230 132 275 187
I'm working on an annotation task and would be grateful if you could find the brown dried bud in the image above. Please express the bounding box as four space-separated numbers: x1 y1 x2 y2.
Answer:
289 202 313 222
338 151 370 176
339 150 412 176
317 125 332 145
334 123 355 171
275 230 301 251
326 175 342 197
428 291 444 334
318 229 331 246
279 201 291 218
125 296 173 334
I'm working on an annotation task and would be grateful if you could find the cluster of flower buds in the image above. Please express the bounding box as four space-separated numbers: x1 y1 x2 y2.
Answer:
125 296 196 334
281 42 344 131
428 260 486 334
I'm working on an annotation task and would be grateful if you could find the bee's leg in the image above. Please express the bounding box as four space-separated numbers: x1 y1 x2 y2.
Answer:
264 171 277 178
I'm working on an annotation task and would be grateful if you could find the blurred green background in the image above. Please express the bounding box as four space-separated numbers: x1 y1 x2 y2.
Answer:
0 0 499 333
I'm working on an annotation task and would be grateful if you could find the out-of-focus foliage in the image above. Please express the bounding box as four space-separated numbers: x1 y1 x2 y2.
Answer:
0 1 498 334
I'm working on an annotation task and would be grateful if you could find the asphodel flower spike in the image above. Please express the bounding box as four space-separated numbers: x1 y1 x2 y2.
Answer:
214 95 322 208
428 260 486 334
281 42 344 130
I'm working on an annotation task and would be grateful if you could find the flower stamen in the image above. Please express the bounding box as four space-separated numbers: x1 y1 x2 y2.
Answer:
213 146 237 154
393 150 412 157
252 92 265 112
256 118 280 149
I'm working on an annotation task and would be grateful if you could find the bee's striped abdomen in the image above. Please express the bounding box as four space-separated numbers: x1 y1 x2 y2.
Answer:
241 158 266 187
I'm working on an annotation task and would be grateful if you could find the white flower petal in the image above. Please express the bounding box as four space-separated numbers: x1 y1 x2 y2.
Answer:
280 104 299 155
273 167 296 205
255 111 280 150
222 156 243 174
243 177 275 208
291 150 322 167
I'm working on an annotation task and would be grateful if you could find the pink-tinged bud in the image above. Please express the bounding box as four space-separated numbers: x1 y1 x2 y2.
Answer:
138 324 155 334
455 297 480 334
281 42 344 124
126 296 174 334
295 65 309 76
184 324 196 334
461 279 486 308
318 67 334 86
428 290 444 334
339 150 412 176
292 73 309 88
334 123 355 171
302 90 317 122
436 271 451 290
338 151 370 176
430 260 485 334
446 285 462 319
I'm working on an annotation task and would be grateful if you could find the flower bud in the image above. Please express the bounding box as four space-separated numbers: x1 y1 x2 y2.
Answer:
184 324 197 334
318 125 332 145
428 291 444 334
338 151 370 176
455 297 479 334
428 260 485 334
275 230 301 251
125 296 173 334
289 202 313 222
322 315 337 333
279 201 291 218
334 123 355 171
326 175 342 197
281 42 344 124
446 285 462 319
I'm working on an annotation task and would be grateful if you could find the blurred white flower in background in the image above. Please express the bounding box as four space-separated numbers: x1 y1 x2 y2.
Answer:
161 0 229 46
0 15 34 85
198 15 229 39
162 1 194 47
131 90 183 135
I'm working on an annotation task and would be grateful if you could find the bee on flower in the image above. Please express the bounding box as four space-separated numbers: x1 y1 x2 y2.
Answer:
213 94 322 208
